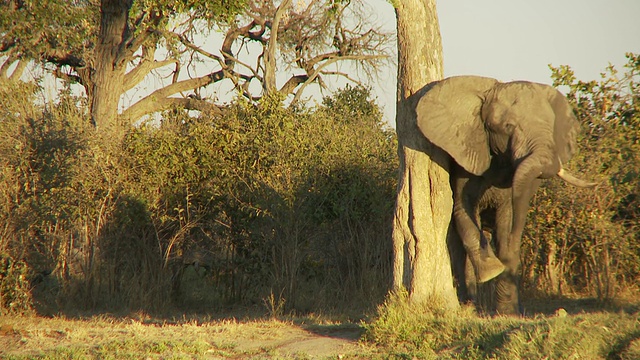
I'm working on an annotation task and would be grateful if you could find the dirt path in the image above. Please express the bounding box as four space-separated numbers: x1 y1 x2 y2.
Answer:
0 315 371 359
234 326 363 358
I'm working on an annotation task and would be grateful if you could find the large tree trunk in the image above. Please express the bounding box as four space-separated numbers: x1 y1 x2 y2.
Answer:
392 0 458 308
90 0 131 130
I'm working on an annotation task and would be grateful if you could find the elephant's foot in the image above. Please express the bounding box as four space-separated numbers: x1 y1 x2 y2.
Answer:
474 255 505 283
495 274 522 315
496 300 521 316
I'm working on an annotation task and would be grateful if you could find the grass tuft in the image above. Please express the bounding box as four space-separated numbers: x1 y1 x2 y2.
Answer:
363 292 640 359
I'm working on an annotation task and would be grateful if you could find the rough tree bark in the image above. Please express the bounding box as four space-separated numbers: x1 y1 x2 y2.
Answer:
90 0 132 130
392 0 459 308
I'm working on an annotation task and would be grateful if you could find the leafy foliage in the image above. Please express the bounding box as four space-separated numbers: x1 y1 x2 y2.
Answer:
119 87 397 309
0 81 396 312
0 1 95 60
0 0 242 60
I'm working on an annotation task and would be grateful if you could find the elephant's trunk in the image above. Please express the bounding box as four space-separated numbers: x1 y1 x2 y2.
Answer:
557 168 597 188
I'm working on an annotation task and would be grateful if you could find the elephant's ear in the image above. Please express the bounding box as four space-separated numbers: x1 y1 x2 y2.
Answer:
416 76 499 176
546 87 581 163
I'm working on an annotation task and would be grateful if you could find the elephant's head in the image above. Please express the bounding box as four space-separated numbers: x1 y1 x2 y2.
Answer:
415 75 581 180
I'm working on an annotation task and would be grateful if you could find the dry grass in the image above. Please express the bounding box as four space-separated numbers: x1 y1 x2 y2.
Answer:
364 292 640 359
3 294 640 360
0 313 369 359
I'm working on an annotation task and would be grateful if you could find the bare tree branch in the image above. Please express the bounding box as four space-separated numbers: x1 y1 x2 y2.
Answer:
279 74 308 95
53 67 83 84
123 45 179 92
160 97 223 116
44 49 87 69
116 9 164 68
319 69 360 83
292 54 387 104
0 55 26 81
263 0 291 94
122 70 225 122
120 0 391 121
167 29 263 99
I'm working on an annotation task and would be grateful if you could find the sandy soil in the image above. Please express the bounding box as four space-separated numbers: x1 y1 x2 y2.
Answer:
234 326 363 358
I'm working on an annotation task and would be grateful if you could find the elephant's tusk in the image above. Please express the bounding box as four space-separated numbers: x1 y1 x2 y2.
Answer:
557 168 597 188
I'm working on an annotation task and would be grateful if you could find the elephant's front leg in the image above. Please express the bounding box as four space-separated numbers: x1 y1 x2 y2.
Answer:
492 192 521 315
452 174 505 283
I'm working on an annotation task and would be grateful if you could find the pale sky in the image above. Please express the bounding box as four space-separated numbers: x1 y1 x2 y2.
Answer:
370 0 640 125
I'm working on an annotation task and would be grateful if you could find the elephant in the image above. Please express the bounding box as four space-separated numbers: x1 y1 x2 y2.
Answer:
415 75 596 314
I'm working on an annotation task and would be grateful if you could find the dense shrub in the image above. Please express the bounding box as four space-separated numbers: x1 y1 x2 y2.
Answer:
0 82 397 313
0 80 104 311
120 88 398 311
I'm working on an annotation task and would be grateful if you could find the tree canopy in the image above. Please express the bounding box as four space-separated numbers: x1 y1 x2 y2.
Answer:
1 0 392 129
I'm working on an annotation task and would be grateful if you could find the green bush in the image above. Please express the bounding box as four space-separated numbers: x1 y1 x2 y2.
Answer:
0 82 397 313
0 80 98 311
116 88 397 311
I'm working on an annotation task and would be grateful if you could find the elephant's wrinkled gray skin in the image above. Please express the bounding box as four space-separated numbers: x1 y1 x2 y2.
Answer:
416 76 596 315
